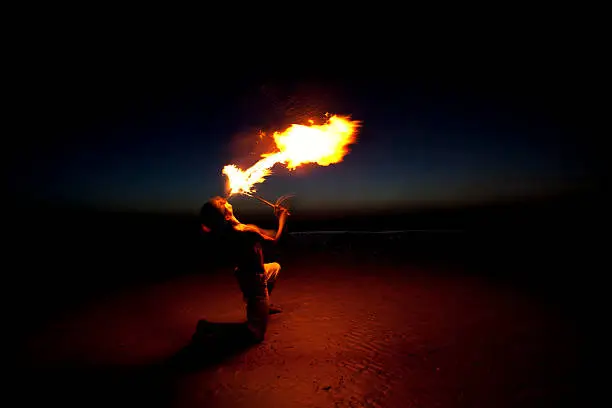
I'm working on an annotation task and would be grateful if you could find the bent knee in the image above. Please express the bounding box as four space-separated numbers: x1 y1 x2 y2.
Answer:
265 262 281 275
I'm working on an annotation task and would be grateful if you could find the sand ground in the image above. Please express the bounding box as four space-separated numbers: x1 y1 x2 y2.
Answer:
17 253 579 408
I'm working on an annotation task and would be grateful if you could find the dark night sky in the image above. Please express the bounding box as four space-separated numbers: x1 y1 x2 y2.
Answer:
9 39 598 216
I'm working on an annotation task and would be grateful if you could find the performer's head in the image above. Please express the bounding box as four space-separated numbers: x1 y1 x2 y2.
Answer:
199 196 239 233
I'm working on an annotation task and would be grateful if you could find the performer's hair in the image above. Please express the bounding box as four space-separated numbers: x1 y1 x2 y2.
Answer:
199 197 237 266
199 196 231 233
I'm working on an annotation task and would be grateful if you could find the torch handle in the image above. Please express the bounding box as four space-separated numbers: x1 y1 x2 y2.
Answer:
245 192 291 215
247 193 276 208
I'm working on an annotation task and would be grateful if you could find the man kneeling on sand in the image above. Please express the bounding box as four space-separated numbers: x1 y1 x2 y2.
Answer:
199 196 289 343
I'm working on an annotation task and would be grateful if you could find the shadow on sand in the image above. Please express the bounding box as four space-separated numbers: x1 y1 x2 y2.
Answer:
21 320 257 407
167 320 257 371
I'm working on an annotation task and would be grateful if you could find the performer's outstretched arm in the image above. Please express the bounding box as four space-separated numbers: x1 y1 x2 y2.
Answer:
235 207 289 242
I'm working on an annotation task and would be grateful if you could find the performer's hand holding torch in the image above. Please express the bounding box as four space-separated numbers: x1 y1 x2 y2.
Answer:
274 204 290 218
274 194 293 217
273 203 290 240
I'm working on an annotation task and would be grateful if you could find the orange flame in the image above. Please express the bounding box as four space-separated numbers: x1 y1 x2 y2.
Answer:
223 114 361 196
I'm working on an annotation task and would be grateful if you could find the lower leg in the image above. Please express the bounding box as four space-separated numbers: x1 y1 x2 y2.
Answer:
264 263 280 294
263 263 282 314
267 281 275 295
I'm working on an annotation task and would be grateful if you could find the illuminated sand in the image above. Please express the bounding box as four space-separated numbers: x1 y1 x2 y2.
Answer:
20 252 578 408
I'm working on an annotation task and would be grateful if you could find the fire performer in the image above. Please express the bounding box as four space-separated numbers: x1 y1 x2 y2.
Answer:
199 196 289 343
199 114 360 343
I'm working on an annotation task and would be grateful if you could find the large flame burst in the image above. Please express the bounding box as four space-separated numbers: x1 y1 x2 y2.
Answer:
223 115 361 196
